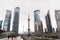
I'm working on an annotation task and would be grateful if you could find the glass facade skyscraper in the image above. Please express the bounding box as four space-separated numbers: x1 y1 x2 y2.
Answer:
3 10 12 31
34 10 40 23
45 10 52 33
12 7 20 34
34 10 43 34
55 10 60 33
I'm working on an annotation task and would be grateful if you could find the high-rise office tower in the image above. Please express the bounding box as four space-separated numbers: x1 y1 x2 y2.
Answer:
3 10 12 31
0 21 3 30
45 10 52 33
34 10 43 33
55 10 60 33
12 7 20 34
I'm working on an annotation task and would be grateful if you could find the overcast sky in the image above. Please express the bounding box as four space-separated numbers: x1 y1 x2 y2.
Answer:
0 0 60 33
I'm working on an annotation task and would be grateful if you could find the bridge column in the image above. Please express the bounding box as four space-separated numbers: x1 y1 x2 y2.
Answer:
3 37 8 40
9 37 12 40
13 37 16 40
20 36 23 40
16 36 20 40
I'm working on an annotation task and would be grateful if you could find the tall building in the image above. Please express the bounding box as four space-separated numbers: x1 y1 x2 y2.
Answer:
55 10 60 33
3 10 12 31
45 10 52 33
34 10 43 34
12 7 20 34
0 21 3 30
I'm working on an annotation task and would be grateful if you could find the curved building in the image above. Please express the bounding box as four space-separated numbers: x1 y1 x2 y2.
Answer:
34 10 43 34
34 10 40 23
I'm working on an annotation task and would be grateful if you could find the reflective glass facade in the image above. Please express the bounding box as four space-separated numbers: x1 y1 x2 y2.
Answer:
34 10 43 33
34 10 40 23
45 10 52 33
13 7 20 34
3 10 11 31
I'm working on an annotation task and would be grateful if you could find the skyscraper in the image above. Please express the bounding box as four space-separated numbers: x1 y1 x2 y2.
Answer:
45 10 52 33
34 10 43 34
3 10 12 31
12 7 20 34
55 10 60 33
34 10 40 23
